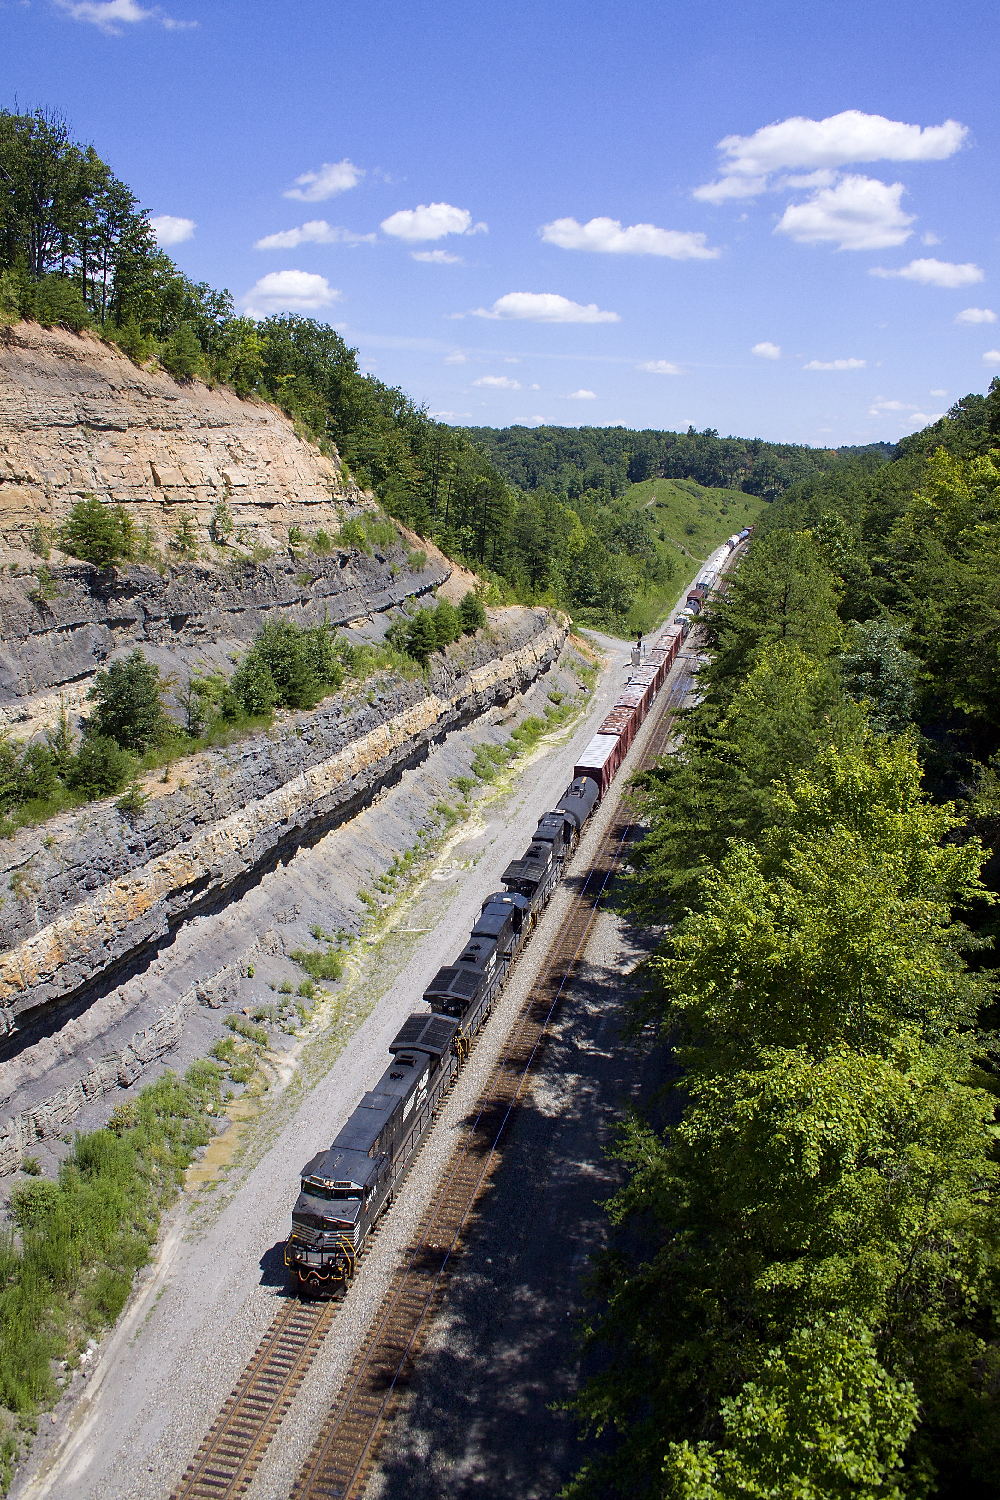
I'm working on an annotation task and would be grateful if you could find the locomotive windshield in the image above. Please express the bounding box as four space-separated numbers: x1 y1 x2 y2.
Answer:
301 1180 360 1200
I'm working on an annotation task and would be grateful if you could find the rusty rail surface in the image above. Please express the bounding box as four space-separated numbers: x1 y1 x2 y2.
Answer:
288 652 696 1500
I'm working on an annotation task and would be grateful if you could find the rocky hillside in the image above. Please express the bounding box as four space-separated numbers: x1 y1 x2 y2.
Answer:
0 321 359 555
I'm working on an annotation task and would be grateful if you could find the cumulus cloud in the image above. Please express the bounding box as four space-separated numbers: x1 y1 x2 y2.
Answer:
284 160 363 203
241 270 341 317
908 412 945 425
149 215 195 246
412 249 463 264
956 307 996 324
541 216 718 259
55 0 195 31
803 357 866 370
444 351 468 364
473 375 521 390
775 175 914 251
869 397 913 413
752 341 781 359
930 389 947 397
637 360 682 374
567 389 597 400
694 174 769 205
381 203 486 242
922 231 942 245
254 220 374 250
870 258 984 288
984 351 1000 366
471 292 619 323
700 110 966 191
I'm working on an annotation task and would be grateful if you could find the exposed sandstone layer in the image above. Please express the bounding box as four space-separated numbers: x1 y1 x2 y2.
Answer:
0 607 564 1036
0 321 361 554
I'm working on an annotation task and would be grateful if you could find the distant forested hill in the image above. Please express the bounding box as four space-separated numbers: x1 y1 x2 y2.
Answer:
461 423 893 501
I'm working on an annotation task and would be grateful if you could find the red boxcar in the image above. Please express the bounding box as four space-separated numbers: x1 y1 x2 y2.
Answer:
574 732 623 796
598 703 639 753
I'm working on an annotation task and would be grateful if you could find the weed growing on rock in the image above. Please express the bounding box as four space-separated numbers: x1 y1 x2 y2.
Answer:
0 1062 222 1422
290 947 343 983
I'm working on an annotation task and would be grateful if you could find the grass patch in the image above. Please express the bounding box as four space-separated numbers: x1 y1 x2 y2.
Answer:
290 947 344 983
0 1062 222 1420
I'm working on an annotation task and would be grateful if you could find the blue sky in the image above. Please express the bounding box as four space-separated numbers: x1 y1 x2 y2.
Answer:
3 0 998 445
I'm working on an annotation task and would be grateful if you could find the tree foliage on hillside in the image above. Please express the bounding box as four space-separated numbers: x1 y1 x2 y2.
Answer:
572 385 1000 1499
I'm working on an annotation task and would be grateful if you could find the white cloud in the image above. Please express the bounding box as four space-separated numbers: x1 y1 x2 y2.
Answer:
775 175 914 251
540 216 718 260
956 307 996 324
254 220 374 250
869 397 913 413
803 357 866 370
930 389 947 396
471 292 619 324
412 249 463 264
55 0 195 31
984 350 1000 366
444 351 467 364
284 160 363 203
694 174 769 204
473 375 521 390
567 389 597 400
752 341 781 359
149 214 195 246
429 410 472 419
922 231 942 245
637 359 682 374
530 383 540 390
908 412 945 425
241 270 341 317
715 110 966 178
871 258 985 288
381 203 485 242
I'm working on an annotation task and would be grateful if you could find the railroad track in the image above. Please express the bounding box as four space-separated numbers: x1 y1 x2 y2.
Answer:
287 654 695 1500
169 642 697 1500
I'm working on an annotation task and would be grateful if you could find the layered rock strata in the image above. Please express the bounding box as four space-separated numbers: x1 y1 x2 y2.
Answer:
0 608 564 1034
0 321 361 554
0 543 449 711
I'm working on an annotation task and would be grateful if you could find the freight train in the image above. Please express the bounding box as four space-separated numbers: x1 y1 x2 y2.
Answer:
283 607 700 1295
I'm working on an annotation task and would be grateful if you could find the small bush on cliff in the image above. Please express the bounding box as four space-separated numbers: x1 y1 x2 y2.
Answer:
227 619 344 717
66 734 133 797
159 322 202 381
459 589 487 633
85 650 170 753
0 737 58 812
61 495 134 569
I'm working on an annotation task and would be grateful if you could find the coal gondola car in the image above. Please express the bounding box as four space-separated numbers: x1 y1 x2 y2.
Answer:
285 1012 463 1294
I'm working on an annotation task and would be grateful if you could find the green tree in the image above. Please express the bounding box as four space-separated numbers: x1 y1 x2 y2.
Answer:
432 598 460 648
66 734 133 797
458 590 486 633
61 495 134 568
86 649 169 753
405 611 438 666
160 322 202 381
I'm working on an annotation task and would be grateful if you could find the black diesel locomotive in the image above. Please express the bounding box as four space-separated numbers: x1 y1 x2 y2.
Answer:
285 613 691 1295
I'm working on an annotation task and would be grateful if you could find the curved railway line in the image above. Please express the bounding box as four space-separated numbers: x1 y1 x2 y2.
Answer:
171 639 699 1500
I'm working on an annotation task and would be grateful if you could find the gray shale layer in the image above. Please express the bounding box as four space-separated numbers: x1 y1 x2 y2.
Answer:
0 606 565 1172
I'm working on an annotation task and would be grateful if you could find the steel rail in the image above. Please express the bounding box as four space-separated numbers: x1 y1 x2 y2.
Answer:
288 651 696 1500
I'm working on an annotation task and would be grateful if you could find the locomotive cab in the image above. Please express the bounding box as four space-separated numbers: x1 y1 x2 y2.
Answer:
532 810 577 861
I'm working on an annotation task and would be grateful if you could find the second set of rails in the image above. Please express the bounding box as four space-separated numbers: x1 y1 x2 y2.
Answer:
169 574 728 1500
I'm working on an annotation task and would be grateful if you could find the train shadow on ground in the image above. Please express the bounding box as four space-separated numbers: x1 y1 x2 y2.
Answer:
370 934 671 1500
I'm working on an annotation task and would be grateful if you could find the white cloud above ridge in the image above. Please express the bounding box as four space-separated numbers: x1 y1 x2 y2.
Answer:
55 0 195 31
381 203 486 243
908 412 945 425
775 175 914 251
285 160 363 203
637 360 682 374
871 258 984 288
984 351 1000 366
241 270 341 317
150 214 195 246
254 220 375 250
473 375 521 390
444 351 468 364
541 216 718 260
804 357 866 370
413 249 463 264
752 341 781 359
956 307 996 324
567 389 597 400
471 292 619 324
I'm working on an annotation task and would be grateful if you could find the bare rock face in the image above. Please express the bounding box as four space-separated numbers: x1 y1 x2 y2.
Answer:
0 321 359 554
